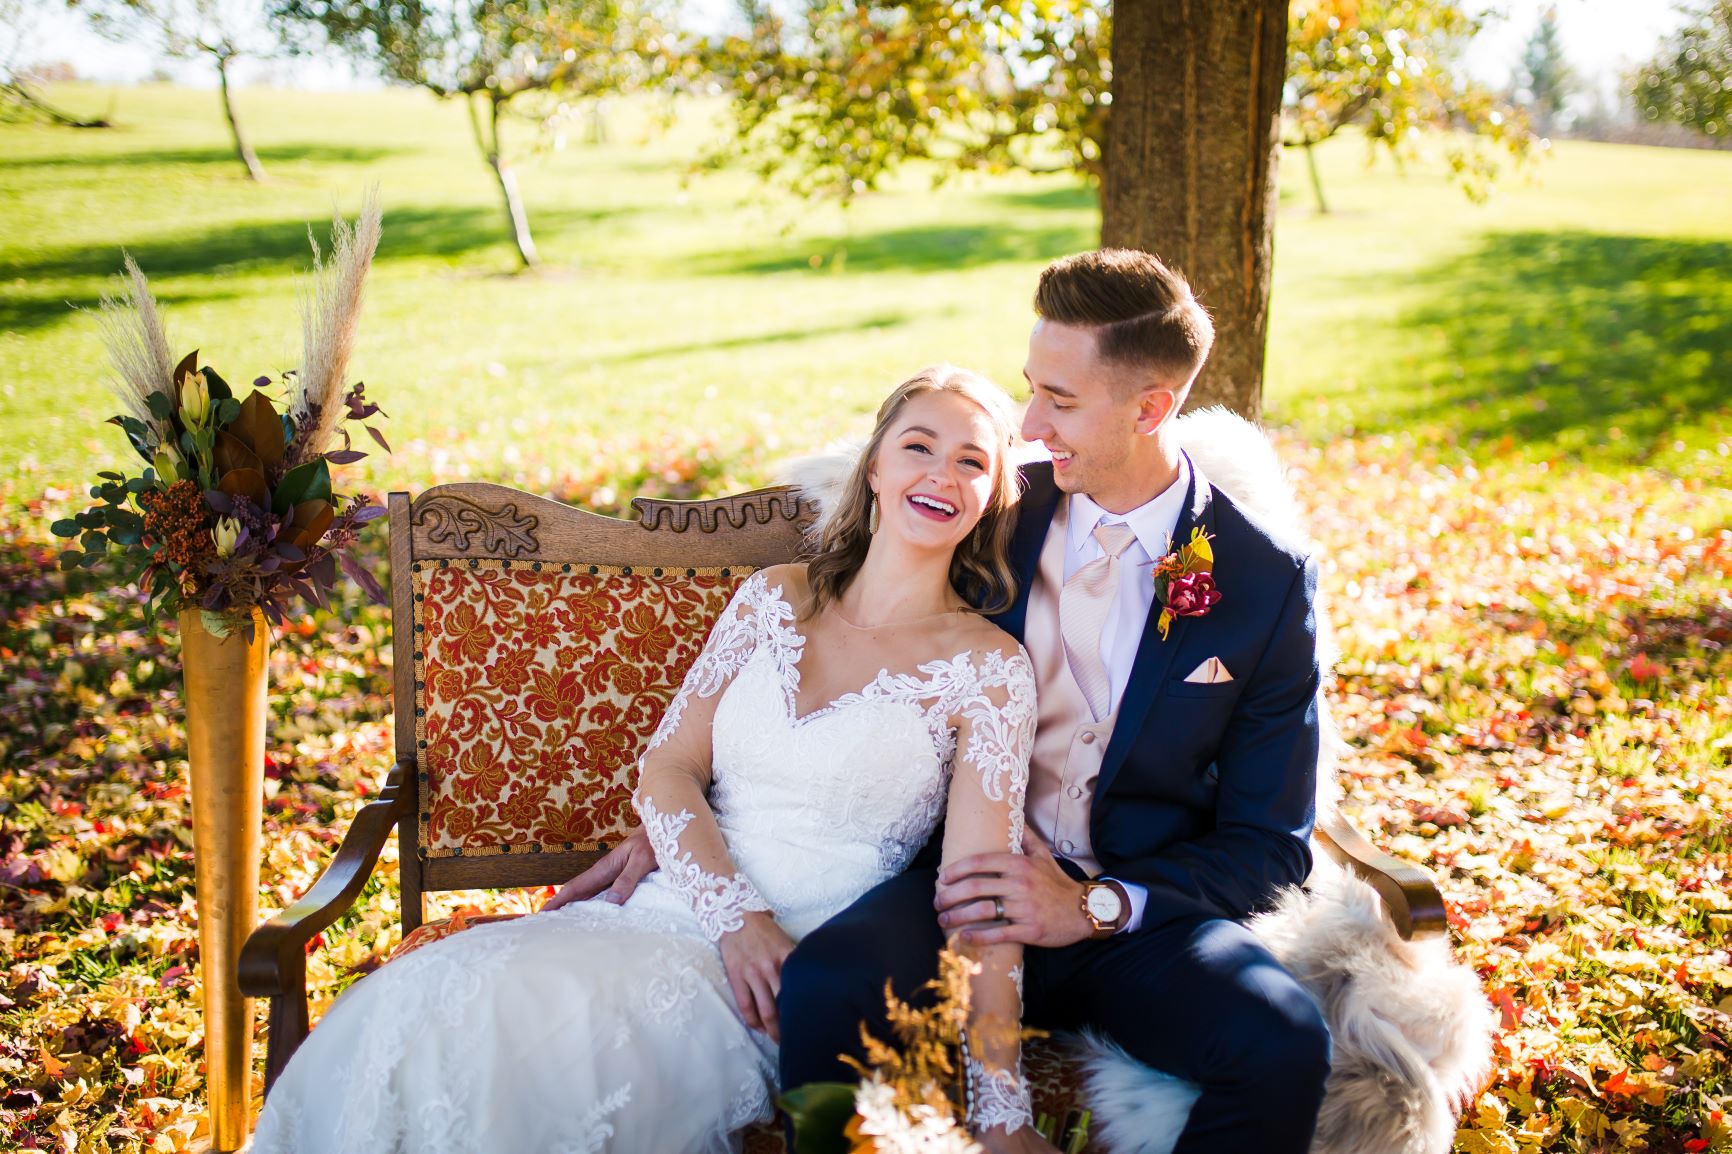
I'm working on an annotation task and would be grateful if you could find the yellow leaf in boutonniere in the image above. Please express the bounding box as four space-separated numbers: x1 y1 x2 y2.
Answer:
1153 528 1221 640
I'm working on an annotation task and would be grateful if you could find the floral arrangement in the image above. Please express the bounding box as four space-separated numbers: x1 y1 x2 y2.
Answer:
782 949 1086 1154
1153 526 1220 640
52 194 389 640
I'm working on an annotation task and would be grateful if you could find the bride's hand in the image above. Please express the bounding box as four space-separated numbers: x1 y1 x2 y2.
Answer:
719 911 795 1042
541 827 657 911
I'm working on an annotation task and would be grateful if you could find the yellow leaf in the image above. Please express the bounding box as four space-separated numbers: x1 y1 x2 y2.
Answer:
1188 527 1214 564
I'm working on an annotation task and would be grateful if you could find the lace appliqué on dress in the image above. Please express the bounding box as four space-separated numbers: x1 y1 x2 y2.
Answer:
635 792 770 941
956 649 1038 852
646 571 800 753
964 1052 1035 1136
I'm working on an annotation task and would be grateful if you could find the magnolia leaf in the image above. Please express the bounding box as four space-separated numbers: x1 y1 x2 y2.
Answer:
173 349 199 385
202 366 233 400
273 458 332 516
233 391 285 467
291 498 336 541
214 429 263 479
216 468 270 508
198 610 235 639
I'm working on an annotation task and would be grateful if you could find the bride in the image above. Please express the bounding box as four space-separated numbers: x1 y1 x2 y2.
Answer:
249 365 1043 1153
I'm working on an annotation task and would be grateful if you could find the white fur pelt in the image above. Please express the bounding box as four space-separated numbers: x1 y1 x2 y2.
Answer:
776 407 1493 1154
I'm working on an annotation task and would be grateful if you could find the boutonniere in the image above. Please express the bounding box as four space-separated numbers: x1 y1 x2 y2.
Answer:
1153 526 1220 640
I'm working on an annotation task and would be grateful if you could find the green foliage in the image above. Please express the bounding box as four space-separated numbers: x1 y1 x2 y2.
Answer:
1284 0 1535 204
1635 0 1732 140
711 0 1108 201
276 0 675 102
711 0 1530 206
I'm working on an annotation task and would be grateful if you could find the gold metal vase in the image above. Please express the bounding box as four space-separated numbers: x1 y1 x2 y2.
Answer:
179 607 268 1151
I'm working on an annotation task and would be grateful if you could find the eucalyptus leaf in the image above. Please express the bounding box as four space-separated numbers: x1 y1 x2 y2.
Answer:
59 551 82 571
147 392 175 421
199 610 234 639
51 519 78 537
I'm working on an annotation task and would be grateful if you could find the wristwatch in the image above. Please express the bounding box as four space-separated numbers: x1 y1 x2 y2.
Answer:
1081 878 1130 939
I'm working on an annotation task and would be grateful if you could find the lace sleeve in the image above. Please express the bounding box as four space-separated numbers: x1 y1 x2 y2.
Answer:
632 570 787 941
943 647 1038 1136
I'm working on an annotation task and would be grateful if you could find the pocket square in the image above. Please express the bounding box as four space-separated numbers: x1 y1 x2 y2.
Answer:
1184 657 1233 684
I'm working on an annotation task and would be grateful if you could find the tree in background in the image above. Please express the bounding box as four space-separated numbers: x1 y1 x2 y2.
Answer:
279 0 678 268
711 0 1530 413
73 0 269 177
1 0 111 125
1635 0 1731 141
1517 5 1573 135
1282 0 1533 213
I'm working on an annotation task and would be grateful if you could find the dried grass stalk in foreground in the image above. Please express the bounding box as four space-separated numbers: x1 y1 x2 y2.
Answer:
287 188 383 468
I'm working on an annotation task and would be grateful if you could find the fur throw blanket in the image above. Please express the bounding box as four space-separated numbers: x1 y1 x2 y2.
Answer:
781 408 1493 1154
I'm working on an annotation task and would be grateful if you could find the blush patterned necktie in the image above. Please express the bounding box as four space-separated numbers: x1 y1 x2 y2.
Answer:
1060 521 1139 721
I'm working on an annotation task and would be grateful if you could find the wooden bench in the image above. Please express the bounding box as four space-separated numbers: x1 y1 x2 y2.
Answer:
239 480 1445 1149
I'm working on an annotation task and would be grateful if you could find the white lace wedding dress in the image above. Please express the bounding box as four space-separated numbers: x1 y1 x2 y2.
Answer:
249 569 1037 1154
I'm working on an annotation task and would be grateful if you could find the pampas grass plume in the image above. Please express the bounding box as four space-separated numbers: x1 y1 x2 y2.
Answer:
96 254 177 450
288 188 382 467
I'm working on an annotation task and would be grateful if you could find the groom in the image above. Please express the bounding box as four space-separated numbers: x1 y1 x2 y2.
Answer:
561 249 1330 1153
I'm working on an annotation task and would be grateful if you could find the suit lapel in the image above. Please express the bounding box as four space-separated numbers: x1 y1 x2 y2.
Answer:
997 460 1060 643
1097 453 1215 801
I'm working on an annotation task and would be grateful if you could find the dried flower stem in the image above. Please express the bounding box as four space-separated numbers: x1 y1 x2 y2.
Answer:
288 187 382 467
96 254 177 451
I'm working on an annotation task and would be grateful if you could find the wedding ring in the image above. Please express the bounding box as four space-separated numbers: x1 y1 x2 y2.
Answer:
993 897 1006 922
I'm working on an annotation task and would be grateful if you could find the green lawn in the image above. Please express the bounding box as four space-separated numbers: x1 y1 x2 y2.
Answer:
3 83 1730 498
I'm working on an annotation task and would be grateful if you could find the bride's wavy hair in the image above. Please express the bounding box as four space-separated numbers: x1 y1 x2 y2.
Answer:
805 365 1023 618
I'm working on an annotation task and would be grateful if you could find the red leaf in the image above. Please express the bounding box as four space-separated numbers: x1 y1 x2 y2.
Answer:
1628 652 1662 681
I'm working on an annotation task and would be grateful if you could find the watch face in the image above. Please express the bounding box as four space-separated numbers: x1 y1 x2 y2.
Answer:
1087 885 1123 922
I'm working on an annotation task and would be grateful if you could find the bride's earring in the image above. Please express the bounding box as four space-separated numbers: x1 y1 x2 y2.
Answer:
868 495 880 535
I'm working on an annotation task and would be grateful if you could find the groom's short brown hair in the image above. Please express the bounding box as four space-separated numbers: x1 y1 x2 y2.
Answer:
1034 248 1215 395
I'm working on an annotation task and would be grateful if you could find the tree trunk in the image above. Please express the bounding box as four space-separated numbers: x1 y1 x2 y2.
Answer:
215 53 266 182
473 94 540 269
1101 0 1290 420
1304 140 1329 214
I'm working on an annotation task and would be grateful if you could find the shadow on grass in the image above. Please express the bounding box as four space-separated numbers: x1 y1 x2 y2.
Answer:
1373 231 1732 461
0 204 642 331
592 312 918 365
4 143 403 170
0 286 239 338
697 219 1093 276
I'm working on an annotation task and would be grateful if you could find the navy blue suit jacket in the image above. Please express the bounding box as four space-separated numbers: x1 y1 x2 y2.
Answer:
994 458 1323 935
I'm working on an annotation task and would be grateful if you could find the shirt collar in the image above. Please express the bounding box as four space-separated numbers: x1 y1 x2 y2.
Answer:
1066 454 1193 563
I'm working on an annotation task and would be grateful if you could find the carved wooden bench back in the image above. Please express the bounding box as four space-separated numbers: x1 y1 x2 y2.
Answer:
389 483 810 930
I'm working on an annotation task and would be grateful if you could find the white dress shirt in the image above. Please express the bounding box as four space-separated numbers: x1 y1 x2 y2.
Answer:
1061 454 1192 933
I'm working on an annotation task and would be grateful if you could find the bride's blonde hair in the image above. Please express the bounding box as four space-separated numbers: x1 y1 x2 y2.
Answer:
805 365 1023 617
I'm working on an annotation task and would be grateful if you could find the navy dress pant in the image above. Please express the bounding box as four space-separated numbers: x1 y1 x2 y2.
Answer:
778 867 1331 1154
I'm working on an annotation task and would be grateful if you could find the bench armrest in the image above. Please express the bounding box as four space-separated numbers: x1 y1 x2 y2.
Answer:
241 759 411 1092
1313 808 1448 941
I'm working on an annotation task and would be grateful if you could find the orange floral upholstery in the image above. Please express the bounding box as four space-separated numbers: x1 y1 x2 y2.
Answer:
392 911 523 959
386 911 1098 1151
411 561 751 859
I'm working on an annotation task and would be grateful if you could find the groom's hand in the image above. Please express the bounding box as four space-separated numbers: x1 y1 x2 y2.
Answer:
934 834 1093 949
541 826 657 911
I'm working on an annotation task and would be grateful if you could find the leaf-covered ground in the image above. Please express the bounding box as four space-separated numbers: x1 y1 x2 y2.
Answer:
1 430 1728 1152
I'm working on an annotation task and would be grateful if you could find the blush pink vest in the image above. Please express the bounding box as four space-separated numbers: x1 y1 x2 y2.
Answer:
1023 499 1116 878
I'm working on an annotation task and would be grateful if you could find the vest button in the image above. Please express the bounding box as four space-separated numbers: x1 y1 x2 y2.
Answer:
1067 784 1084 800
1060 840 1077 855
1080 731 1097 744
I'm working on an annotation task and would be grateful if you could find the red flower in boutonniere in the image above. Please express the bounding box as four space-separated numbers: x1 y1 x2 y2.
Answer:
1153 526 1220 640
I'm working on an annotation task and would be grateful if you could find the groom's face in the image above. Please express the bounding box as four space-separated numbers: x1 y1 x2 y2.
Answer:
1021 320 1170 509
